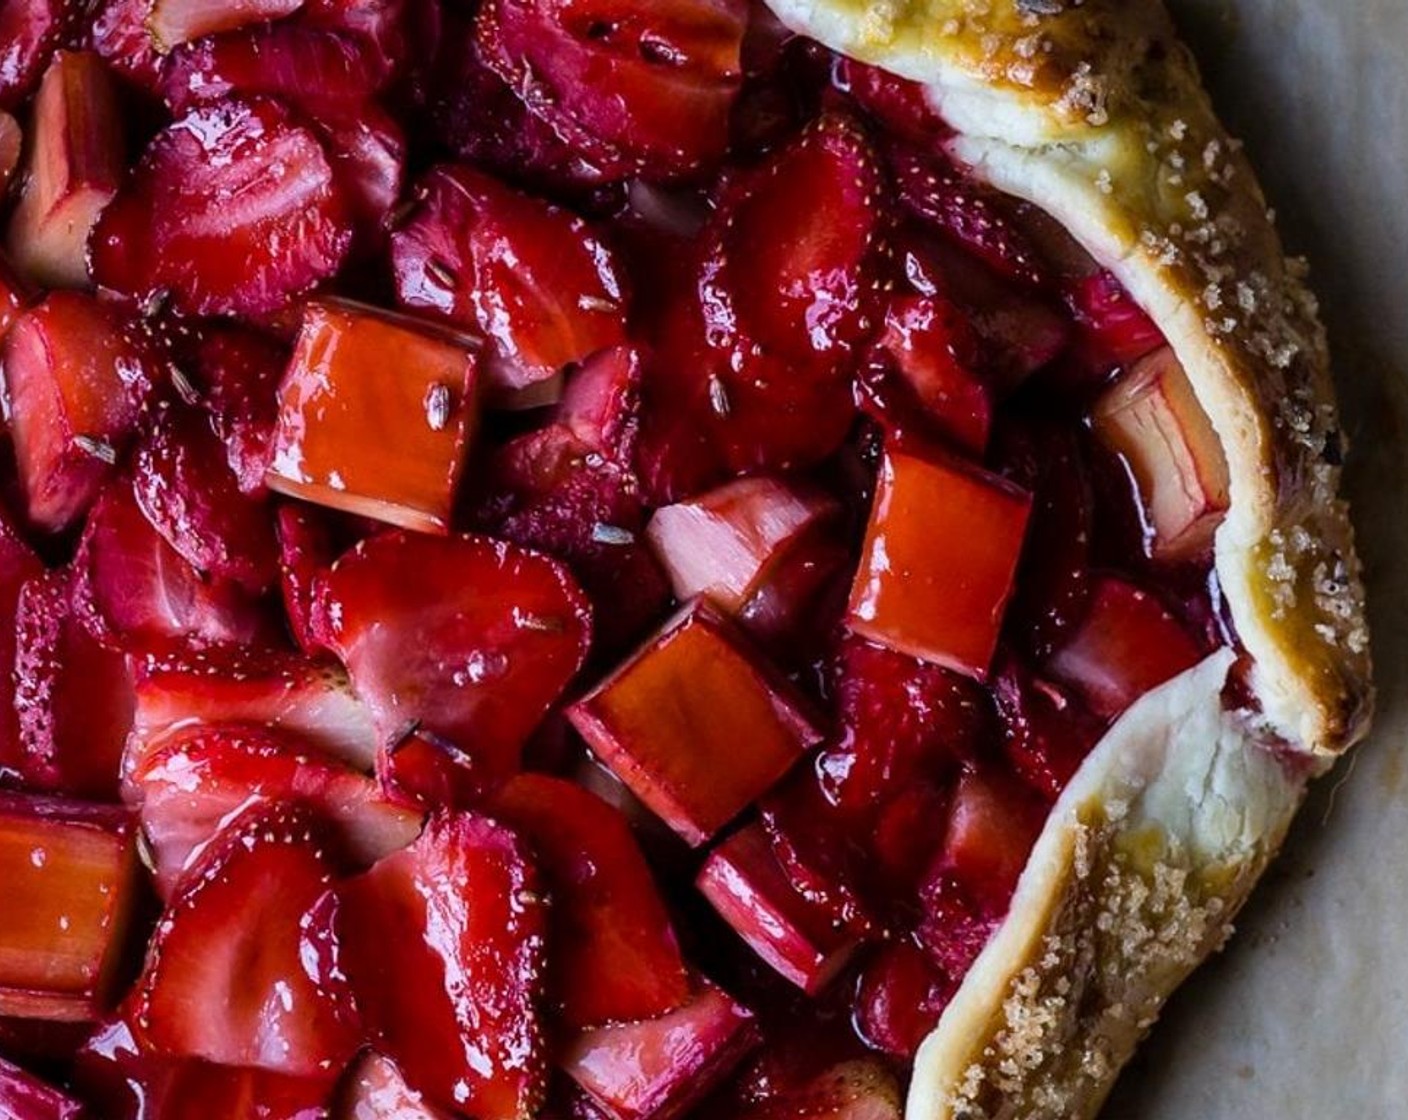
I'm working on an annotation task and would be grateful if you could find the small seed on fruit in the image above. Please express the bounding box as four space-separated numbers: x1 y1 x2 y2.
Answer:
73 434 117 464
591 522 635 546
424 381 452 431
708 374 730 417
425 257 459 288
169 364 202 405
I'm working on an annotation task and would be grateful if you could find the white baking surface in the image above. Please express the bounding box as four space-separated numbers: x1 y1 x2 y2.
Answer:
1105 1 1408 1114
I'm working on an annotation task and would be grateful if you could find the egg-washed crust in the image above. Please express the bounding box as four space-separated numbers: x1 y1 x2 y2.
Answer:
762 0 1372 755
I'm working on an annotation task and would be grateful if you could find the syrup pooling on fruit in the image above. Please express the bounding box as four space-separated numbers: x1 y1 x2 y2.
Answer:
0 4 1233 1117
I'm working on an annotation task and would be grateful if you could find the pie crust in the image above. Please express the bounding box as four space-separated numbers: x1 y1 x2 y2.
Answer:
758 0 1374 1115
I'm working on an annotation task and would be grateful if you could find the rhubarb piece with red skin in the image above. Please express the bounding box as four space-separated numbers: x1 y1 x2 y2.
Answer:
340 811 549 1120
90 97 353 319
0 514 42 784
130 642 378 772
1046 574 1206 720
14 568 135 801
390 164 628 403
147 0 306 52
697 823 859 995
6 50 122 288
127 802 362 1077
0 1055 86 1119
1092 346 1232 563
4 292 155 533
265 299 481 534
567 600 823 846
335 1050 453 1120
645 477 839 614
130 723 423 897
314 531 592 785
476 0 749 180
847 442 1032 680
0 0 65 110
0 793 140 1022
561 983 757 1120
491 773 691 1030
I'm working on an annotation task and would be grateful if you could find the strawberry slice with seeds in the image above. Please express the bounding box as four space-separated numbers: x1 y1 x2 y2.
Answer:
84 0 166 95
0 1056 85 1120
131 723 423 897
836 58 948 144
187 324 289 496
932 761 1045 914
315 531 592 785
4 292 156 533
992 654 1101 801
275 502 348 654
491 773 690 1030
0 0 64 110
477 0 749 179
1065 269 1165 371
128 802 362 1077
90 97 353 319
340 811 549 1119
391 164 628 401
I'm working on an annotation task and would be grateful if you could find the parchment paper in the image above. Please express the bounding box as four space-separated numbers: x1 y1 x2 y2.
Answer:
1105 2 1408 1114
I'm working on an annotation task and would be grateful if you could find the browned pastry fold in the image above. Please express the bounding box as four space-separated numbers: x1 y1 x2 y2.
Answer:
756 1 1375 1115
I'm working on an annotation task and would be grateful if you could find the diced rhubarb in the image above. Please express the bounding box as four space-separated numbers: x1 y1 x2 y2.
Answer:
340 811 549 1119
934 762 1046 913
390 164 627 402
697 823 858 995
130 723 423 897
491 773 690 1030
147 0 306 51
0 0 64 110
128 802 362 1077
0 513 42 783
847 442 1032 679
90 97 353 318
567 600 823 846
14 568 135 801
1092 346 1231 562
6 51 122 288
1046 574 1205 720
733 525 851 656
4 292 155 533
314 531 591 784
644 477 838 614
0 793 139 1022
265 299 481 534
476 0 749 179
562 983 756 1120
130 643 377 771
1066 269 1165 370
0 1056 85 1120
736 1059 903 1120
73 482 273 650
335 1050 454 1120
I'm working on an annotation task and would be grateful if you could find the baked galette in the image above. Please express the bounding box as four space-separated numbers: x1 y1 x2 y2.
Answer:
0 0 1372 1118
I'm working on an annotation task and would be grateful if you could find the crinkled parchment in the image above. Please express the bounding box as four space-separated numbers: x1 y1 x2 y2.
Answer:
1106 1 1408 1114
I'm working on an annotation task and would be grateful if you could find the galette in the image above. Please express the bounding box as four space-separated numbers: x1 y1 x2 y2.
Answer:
0 0 1372 1118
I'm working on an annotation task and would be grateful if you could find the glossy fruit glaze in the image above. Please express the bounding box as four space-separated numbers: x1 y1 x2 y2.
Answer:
0 1 1239 1118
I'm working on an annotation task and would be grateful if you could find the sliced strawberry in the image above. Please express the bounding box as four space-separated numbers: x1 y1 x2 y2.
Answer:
568 600 823 847
1046 574 1205 720
0 0 64 110
147 0 305 52
14 568 135 801
265 299 482 534
315 531 592 785
335 1050 453 1120
913 871 995 986
185 324 288 496
74 481 273 649
128 802 361 1077
5 50 124 289
317 101 405 244
992 654 1101 802
377 728 488 814
0 513 42 784
0 1056 85 1120
131 642 379 772
391 165 628 401
85 0 166 94
561 983 757 1120
852 940 950 1059
4 292 155 533
557 343 641 462
340 811 549 1119
0 795 139 1024
131 722 423 897
835 58 947 144
477 0 749 179
276 502 344 654
133 402 280 594
90 97 353 319
1065 269 1165 371
933 761 1045 914
491 774 687 1030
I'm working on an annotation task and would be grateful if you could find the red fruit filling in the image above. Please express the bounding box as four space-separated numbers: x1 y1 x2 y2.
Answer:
0 9 1237 1116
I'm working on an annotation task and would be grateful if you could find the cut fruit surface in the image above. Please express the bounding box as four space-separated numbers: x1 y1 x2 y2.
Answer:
147 0 307 51
314 531 592 785
0 1055 85 1120
0 794 139 1022
1092 345 1231 563
265 299 481 534
567 600 823 846
336 1050 453 1120
340 811 549 1119
561 983 756 1120
847 442 1032 679
127 802 361 1077
5 50 123 289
